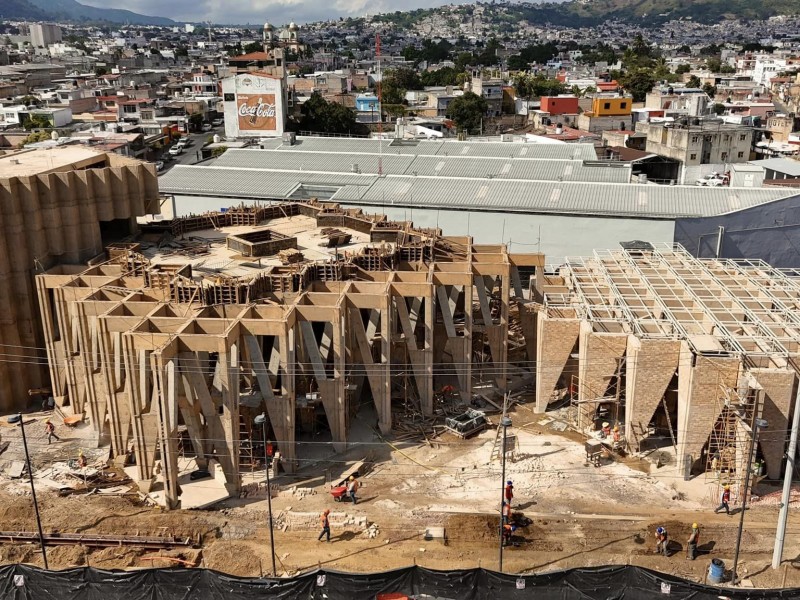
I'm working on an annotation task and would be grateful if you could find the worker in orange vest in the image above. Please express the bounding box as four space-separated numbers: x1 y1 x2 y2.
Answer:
502 501 512 525
505 480 514 506
44 420 59 444
318 509 331 542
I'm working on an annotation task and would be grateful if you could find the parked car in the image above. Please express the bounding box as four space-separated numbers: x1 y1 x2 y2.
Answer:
155 160 165 172
168 146 183 156
695 172 728 187
201 123 213 132
211 118 223 127
176 137 189 148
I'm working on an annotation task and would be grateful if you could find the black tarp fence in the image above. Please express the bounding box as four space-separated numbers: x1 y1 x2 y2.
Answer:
2 564 800 599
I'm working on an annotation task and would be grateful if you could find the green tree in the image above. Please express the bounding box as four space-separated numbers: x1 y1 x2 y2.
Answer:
619 68 656 102
23 114 51 131
211 146 228 158
188 112 204 132
243 42 262 54
675 64 691 75
687 75 702 89
296 92 364 135
622 34 657 70
446 91 487 133
711 103 726 115
702 82 717 97
706 57 722 72
420 67 461 87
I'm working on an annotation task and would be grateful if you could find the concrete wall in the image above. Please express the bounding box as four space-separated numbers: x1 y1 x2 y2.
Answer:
169 195 677 266
674 192 800 267
0 156 158 411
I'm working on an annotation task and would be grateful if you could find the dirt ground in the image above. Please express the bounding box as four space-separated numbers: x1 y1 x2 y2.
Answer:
2 403 800 589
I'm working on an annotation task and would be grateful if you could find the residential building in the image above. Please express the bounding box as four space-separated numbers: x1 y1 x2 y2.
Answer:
471 73 504 117
221 72 288 138
645 86 710 117
637 120 754 183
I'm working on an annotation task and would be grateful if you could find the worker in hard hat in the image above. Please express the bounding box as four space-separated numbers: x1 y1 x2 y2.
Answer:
502 523 517 546
317 509 331 542
505 480 514 506
502 500 512 525
655 526 669 557
347 475 360 505
77 449 87 469
714 485 731 515
612 424 621 443
44 419 59 445
687 523 700 560
601 422 611 439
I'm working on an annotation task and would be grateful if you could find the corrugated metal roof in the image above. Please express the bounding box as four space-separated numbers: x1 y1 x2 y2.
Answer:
749 158 800 177
261 136 598 160
160 166 376 199
213 149 417 175
211 148 625 183
159 165 796 219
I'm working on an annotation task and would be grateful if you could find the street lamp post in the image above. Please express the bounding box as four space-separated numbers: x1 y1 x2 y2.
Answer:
8 414 48 569
732 416 767 585
254 413 277 577
498 415 512 573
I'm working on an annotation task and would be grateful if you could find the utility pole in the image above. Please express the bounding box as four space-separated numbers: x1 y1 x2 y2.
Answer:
9 414 48 569
772 384 800 569
732 414 767 585
498 393 512 573
254 413 277 577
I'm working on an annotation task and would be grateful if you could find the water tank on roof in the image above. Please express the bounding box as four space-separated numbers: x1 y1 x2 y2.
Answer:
668 87 674 95
213 134 221 144
50 130 59 141
555 123 563 134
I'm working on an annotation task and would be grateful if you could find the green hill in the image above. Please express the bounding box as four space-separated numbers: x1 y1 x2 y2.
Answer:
3 0 175 25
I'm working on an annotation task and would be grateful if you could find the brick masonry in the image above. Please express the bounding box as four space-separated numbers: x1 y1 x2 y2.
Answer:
677 350 741 464
751 368 796 479
577 325 628 428
625 337 681 451
535 315 580 412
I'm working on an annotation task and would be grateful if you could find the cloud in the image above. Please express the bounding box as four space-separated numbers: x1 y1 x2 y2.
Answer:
77 0 460 25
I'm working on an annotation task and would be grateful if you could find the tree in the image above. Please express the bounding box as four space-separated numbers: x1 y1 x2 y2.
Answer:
687 75 702 89
702 82 717 97
242 42 262 54
513 73 567 100
711 103 726 115
446 91 487 133
296 92 365 135
23 114 51 131
676 64 691 74
706 57 722 72
619 68 656 102
188 113 204 132
211 146 228 158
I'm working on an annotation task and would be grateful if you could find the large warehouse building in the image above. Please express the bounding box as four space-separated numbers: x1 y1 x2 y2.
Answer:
159 137 800 267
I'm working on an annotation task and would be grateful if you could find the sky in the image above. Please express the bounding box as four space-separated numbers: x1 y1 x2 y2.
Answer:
78 0 471 26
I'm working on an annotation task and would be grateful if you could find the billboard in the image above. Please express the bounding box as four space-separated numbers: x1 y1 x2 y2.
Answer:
236 94 277 132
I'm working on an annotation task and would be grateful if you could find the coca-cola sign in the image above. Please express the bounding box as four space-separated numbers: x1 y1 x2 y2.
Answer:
237 94 277 131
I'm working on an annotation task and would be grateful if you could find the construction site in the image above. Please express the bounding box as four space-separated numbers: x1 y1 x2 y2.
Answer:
3 195 800 590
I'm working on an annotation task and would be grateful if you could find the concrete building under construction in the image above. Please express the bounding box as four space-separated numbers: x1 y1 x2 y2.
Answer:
536 242 800 490
0 147 159 413
36 201 543 508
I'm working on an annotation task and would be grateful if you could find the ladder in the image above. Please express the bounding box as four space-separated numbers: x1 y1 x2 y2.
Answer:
239 415 255 471
661 396 677 452
490 425 503 461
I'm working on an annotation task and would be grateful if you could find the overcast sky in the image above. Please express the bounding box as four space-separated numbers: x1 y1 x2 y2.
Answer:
79 0 471 26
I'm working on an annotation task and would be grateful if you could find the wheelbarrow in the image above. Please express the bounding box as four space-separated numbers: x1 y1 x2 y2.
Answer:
330 485 352 502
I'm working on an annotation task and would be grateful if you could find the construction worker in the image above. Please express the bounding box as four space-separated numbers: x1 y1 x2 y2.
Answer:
505 480 514 506
318 509 331 542
347 475 359 505
655 526 669 557
714 485 731 515
265 440 274 467
601 422 611 439
502 523 517 546
44 420 59 444
502 501 512 525
687 523 700 560
77 450 87 469
612 425 621 443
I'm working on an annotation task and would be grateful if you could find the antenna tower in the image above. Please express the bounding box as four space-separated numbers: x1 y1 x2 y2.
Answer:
376 33 383 176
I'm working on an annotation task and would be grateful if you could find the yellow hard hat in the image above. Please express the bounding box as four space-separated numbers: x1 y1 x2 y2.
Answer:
724 485 730 490
692 523 698 529
348 475 354 481
79 450 84 456
613 425 619 431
